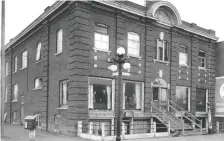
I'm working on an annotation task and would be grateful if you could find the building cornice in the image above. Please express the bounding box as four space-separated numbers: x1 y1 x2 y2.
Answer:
5 0 218 50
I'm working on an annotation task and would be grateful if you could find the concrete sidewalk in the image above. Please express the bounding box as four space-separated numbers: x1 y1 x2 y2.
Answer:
1 124 224 141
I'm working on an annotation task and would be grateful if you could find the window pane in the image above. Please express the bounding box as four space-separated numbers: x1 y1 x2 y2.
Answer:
175 86 189 111
101 42 109 51
133 34 140 41
93 84 108 109
14 84 18 101
128 33 134 40
102 34 109 42
125 82 137 110
153 87 159 100
36 42 41 61
22 50 27 68
95 33 101 41
14 57 17 72
56 29 63 53
164 42 168 61
158 47 163 61
59 80 68 106
95 40 101 49
179 52 187 65
196 89 206 112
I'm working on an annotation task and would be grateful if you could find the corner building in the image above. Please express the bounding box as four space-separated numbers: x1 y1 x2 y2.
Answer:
4 0 218 136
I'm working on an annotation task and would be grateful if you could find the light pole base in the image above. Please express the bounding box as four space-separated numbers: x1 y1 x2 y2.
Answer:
116 136 121 141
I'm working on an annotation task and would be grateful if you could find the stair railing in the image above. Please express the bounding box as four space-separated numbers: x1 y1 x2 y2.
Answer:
169 100 203 132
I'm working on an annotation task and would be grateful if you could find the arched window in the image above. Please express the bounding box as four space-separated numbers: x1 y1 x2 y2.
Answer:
36 42 41 61
56 29 63 54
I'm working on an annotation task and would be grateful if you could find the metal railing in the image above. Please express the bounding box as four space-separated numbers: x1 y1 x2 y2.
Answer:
215 121 224 133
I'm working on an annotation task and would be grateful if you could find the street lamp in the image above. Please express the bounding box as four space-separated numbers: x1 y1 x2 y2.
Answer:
110 47 130 141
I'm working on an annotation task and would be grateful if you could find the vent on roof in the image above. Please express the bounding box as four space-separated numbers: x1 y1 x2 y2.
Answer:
44 6 51 12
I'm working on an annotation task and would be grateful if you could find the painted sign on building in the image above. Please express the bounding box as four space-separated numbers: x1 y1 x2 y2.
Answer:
215 77 224 117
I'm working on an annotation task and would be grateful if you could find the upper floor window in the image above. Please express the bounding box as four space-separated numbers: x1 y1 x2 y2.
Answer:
14 56 17 72
21 50 27 69
36 42 41 61
94 24 109 51
127 32 140 57
179 45 188 66
5 62 8 76
56 29 63 54
199 50 205 68
155 39 169 62
59 80 68 107
34 77 42 90
88 78 113 110
123 81 143 110
5 87 7 102
13 84 18 102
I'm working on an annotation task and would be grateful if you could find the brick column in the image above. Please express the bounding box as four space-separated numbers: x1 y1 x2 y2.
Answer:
41 21 50 131
67 2 90 136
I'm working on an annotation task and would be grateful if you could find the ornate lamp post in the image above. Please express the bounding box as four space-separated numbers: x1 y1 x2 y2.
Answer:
110 47 130 141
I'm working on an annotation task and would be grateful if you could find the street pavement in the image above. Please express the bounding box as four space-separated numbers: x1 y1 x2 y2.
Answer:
1 124 224 141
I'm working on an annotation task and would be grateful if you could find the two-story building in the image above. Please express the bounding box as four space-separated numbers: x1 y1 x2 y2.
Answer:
4 0 218 136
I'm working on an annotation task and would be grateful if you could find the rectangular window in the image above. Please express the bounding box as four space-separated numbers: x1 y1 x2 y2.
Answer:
89 119 111 136
179 45 188 66
34 78 42 90
13 84 18 102
5 62 8 76
56 29 63 54
13 112 17 123
133 120 150 134
21 50 27 69
89 78 113 110
199 50 205 68
36 42 41 61
14 56 17 72
5 87 7 102
152 87 167 103
35 114 41 128
59 80 68 107
196 88 207 112
128 32 140 57
153 87 159 100
94 24 109 51
155 39 169 61
123 81 143 110
175 86 190 111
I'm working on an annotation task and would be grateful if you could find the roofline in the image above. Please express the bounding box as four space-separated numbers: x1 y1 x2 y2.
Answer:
5 0 218 49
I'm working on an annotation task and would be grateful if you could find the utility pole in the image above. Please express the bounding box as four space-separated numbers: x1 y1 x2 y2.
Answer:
1 0 6 138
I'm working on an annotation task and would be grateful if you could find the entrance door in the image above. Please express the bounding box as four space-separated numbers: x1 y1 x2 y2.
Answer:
153 87 168 109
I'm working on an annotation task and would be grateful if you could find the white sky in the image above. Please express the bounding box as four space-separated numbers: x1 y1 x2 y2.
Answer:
1 0 224 44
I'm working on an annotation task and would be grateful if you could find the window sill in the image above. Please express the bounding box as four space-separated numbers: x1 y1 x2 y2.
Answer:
13 71 17 74
20 67 27 71
179 64 189 68
89 108 112 111
55 52 62 56
198 67 207 71
36 60 41 64
127 55 142 60
153 59 169 65
12 100 18 103
93 48 111 54
57 105 68 110
33 87 42 91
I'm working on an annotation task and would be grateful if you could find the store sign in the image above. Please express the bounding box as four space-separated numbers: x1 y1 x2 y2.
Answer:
215 78 224 117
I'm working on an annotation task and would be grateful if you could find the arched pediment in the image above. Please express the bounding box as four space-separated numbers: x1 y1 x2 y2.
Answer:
152 78 167 88
147 1 182 26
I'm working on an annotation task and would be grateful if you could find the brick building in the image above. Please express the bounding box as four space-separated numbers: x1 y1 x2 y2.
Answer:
4 0 218 136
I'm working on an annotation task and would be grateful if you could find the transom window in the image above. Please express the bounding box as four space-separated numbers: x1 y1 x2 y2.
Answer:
13 84 18 102
36 42 41 61
59 80 68 107
56 29 63 54
14 56 17 72
94 24 109 51
34 77 42 90
123 81 143 110
127 32 140 57
179 45 188 66
21 50 27 69
199 50 205 68
175 86 190 111
89 78 113 110
155 39 169 62
5 62 8 76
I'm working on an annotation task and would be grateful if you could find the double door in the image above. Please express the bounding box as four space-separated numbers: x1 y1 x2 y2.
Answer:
152 87 168 108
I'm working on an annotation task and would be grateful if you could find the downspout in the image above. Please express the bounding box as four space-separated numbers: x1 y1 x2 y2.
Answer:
46 20 50 131
10 48 12 124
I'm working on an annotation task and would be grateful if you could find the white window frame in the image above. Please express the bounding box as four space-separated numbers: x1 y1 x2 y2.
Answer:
196 88 208 112
179 45 188 66
12 112 17 124
59 79 68 109
175 86 191 112
198 50 206 69
35 114 41 128
154 39 169 62
56 29 63 55
94 24 109 52
5 87 7 102
5 62 8 76
12 84 18 102
36 42 41 62
14 56 17 72
21 50 27 69
34 77 42 90
88 77 115 111
127 32 140 57
123 81 144 111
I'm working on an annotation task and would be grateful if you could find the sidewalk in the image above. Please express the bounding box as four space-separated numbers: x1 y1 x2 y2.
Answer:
1 124 224 141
